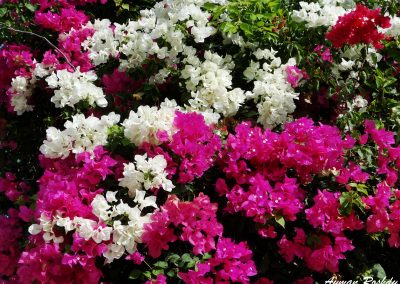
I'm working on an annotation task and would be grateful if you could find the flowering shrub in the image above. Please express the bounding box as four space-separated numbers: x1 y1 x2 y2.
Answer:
2 0 400 283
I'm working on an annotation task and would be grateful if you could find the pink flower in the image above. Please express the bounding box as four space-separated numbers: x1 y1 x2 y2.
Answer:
179 238 256 284
142 193 223 258
165 111 221 183
285 66 308 88
305 190 363 234
126 252 145 265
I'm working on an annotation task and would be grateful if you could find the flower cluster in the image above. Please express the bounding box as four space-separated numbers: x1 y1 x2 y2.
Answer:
179 237 257 284
142 193 223 258
45 68 107 108
243 48 300 127
326 4 391 49
3 0 400 282
278 228 354 273
40 112 120 159
291 0 351 28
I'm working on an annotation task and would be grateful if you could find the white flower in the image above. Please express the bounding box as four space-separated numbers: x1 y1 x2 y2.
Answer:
119 154 174 195
119 163 144 196
45 68 107 108
122 99 178 146
291 0 352 28
182 51 247 116
104 244 126 263
134 190 157 209
347 95 368 112
244 51 299 128
92 195 112 221
9 76 34 115
40 112 120 159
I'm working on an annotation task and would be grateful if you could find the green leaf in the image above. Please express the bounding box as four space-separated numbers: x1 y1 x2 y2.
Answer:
181 253 192 263
25 3 37 12
152 269 164 276
275 215 285 228
239 23 253 36
186 260 197 268
129 269 142 280
339 192 353 216
154 261 168 269
166 254 180 264
372 263 386 279
166 269 177 277
143 271 152 279
0 8 7 17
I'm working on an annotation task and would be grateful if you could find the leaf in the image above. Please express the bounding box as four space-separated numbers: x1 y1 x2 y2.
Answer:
339 192 353 216
24 3 37 12
143 271 152 279
372 263 386 279
154 261 168 269
239 23 253 36
152 269 164 276
166 254 180 264
181 253 192 263
129 269 142 280
275 215 285 228
0 8 7 17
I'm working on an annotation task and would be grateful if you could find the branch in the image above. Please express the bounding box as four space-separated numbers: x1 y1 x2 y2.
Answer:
0 23 77 71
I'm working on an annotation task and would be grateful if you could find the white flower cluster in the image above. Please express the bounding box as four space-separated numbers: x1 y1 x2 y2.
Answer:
40 112 120 159
122 99 178 146
347 95 368 112
244 48 299 128
119 154 174 196
82 0 224 69
331 46 382 83
45 68 107 108
8 76 35 115
8 62 52 115
29 212 113 244
81 19 119 66
291 0 354 28
91 192 156 262
182 49 248 116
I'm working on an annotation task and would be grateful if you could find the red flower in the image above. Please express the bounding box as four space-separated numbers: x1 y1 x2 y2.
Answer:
326 4 391 49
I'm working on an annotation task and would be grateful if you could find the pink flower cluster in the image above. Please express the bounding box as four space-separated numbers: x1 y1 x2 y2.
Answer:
142 193 223 258
37 146 116 219
217 174 304 226
286 66 309 88
32 0 106 32
35 8 89 33
305 190 364 234
102 69 144 112
179 237 257 284
216 118 353 233
17 237 102 284
314 45 333 62
221 118 353 183
13 147 117 283
146 111 221 184
278 228 354 273
0 210 22 279
0 172 31 202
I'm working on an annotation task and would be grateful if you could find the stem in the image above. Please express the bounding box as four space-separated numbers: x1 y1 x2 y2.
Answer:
0 23 77 71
